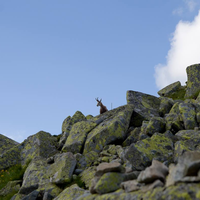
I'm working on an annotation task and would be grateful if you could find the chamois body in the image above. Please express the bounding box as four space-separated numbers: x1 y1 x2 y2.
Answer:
95 98 108 114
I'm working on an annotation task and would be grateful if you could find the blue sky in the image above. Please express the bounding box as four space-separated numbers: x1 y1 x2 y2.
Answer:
1 0 200 142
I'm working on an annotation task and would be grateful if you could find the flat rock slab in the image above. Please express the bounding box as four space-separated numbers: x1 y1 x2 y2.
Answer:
137 160 169 184
126 90 161 121
158 81 182 97
95 162 125 176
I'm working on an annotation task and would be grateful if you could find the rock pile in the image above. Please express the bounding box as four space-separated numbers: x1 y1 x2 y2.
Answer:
1 64 200 199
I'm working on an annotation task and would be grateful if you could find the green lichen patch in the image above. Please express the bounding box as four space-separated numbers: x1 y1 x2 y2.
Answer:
179 103 197 129
53 184 85 200
125 133 173 170
20 131 58 167
83 105 133 154
0 134 19 155
0 145 22 171
62 121 97 154
94 172 124 194
185 64 200 99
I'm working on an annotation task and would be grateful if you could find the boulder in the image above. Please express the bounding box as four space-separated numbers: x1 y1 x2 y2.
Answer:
179 103 197 129
157 81 183 99
159 97 174 117
140 179 164 192
20 131 58 166
145 117 166 136
75 151 99 169
62 121 97 154
126 90 161 122
0 180 21 197
80 167 97 189
21 190 40 200
62 111 86 133
166 151 200 186
122 127 140 147
95 162 125 176
0 145 22 170
185 64 200 99
121 180 140 192
83 105 133 154
124 133 173 170
49 152 76 184
0 134 19 155
53 184 85 200
165 113 183 133
59 111 86 149
94 172 125 194
19 157 49 195
137 160 169 184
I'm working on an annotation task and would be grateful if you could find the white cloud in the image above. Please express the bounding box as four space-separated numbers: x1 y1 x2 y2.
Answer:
155 10 200 89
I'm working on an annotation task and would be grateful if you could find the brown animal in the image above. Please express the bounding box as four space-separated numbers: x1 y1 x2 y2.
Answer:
95 98 108 114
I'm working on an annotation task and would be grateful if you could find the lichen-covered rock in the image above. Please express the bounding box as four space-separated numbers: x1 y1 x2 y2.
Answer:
0 134 19 155
19 157 49 195
49 152 76 184
19 156 64 197
185 64 200 99
80 166 97 189
10 193 26 200
165 113 183 133
76 151 99 169
53 184 85 200
83 105 134 154
158 81 182 98
0 180 21 198
145 117 166 136
60 111 86 150
0 144 22 170
20 131 58 166
122 127 140 147
94 172 125 194
174 141 190 163
36 183 62 199
124 133 173 170
179 103 197 129
62 111 86 133
21 190 40 200
127 90 161 121
62 121 97 154
159 97 174 117
174 130 200 157
86 115 93 120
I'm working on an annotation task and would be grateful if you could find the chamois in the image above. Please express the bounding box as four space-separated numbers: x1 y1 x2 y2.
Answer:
95 98 108 114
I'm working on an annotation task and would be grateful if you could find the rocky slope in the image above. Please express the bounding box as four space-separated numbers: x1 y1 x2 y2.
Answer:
1 64 200 199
